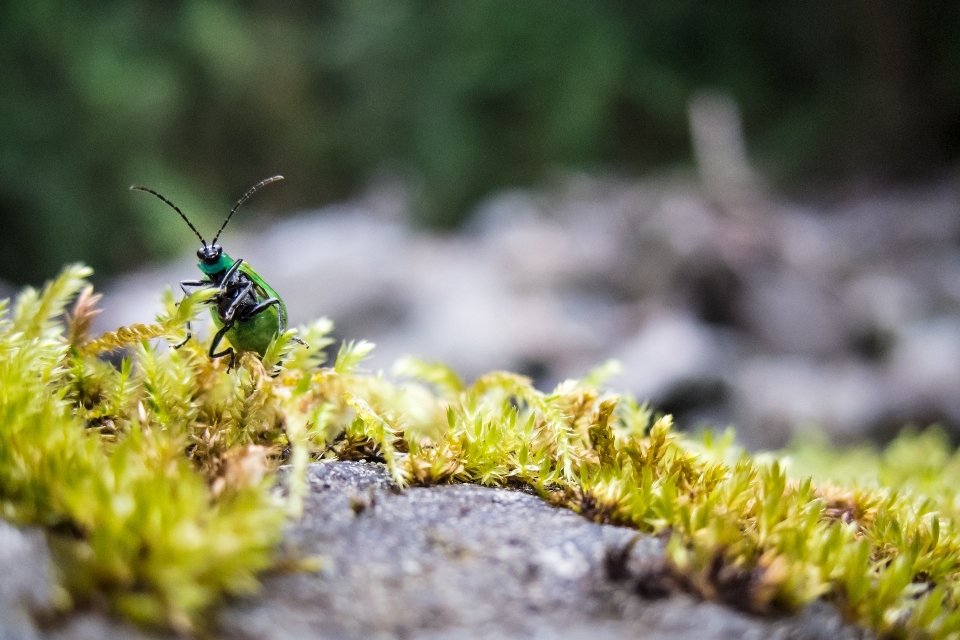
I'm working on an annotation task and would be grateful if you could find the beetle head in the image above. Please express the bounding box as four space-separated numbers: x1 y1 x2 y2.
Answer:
197 244 222 266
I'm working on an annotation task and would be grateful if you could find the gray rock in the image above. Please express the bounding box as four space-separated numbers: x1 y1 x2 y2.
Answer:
689 91 758 201
885 317 960 423
0 520 55 640
776 209 854 280
735 357 886 447
743 271 847 357
843 272 927 338
218 462 865 640
41 614 167 640
828 184 960 262
614 309 730 403
27 463 869 639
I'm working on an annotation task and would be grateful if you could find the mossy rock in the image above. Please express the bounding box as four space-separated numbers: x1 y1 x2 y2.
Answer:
1 265 959 638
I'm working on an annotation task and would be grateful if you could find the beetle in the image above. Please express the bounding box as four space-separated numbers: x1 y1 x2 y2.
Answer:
131 176 304 370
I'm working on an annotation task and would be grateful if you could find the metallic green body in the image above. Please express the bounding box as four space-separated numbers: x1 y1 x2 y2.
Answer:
201 252 287 358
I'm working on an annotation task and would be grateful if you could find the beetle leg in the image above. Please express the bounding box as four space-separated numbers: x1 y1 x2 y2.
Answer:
180 279 209 296
224 282 254 321
278 299 287 332
223 259 244 284
172 321 192 349
241 297 289 355
209 322 237 371
247 297 283 333
292 336 309 348
174 278 210 347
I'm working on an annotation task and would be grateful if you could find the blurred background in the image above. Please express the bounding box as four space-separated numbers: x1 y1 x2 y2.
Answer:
4 1 960 447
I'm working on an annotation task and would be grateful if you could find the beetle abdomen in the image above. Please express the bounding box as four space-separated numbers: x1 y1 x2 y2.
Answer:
224 305 281 357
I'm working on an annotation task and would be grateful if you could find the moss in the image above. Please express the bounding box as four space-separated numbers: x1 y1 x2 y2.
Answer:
4 264 960 637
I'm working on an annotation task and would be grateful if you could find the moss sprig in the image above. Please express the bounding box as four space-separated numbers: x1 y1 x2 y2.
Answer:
79 287 217 356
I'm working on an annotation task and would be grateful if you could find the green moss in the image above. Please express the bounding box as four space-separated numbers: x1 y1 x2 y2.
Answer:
5 264 960 637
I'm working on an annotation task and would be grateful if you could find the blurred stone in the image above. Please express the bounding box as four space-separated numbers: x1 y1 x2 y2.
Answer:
844 273 927 337
0 279 14 305
777 210 852 278
0 520 55 640
614 309 730 405
42 614 166 640
647 194 720 259
391 235 599 382
830 184 960 261
689 92 758 201
735 357 886 447
885 318 960 425
933 251 960 308
744 272 847 357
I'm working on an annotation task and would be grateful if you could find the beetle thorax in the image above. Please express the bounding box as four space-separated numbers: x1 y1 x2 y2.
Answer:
197 245 234 278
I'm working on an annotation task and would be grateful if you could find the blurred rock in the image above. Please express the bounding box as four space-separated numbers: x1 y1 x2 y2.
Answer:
0 279 14 306
885 318 960 425
614 309 729 404
0 520 55 640
735 357 886 448
744 271 847 357
777 209 852 278
843 272 927 338
689 92 758 202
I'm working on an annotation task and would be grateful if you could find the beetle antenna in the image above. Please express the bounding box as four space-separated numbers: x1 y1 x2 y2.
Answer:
131 185 207 246
212 175 284 245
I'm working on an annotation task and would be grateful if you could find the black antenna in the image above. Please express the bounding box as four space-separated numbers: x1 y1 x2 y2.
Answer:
131 185 207 246
212 175 284 245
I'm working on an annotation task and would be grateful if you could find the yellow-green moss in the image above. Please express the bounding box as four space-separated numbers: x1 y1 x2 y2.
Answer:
3 264 960 637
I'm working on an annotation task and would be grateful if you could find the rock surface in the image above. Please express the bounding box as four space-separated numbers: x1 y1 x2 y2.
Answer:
0 520 55 640
25 462 868 640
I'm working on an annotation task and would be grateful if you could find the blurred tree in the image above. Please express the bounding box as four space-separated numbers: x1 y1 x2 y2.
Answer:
1 0 959 284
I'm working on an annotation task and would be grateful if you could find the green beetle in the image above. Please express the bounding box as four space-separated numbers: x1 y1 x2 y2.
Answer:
132 176 303 369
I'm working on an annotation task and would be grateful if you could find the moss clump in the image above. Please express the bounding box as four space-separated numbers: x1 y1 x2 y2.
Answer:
4 264 960 637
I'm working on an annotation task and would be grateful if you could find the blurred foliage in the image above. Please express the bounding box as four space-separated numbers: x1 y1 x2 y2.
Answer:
2 1 960 284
